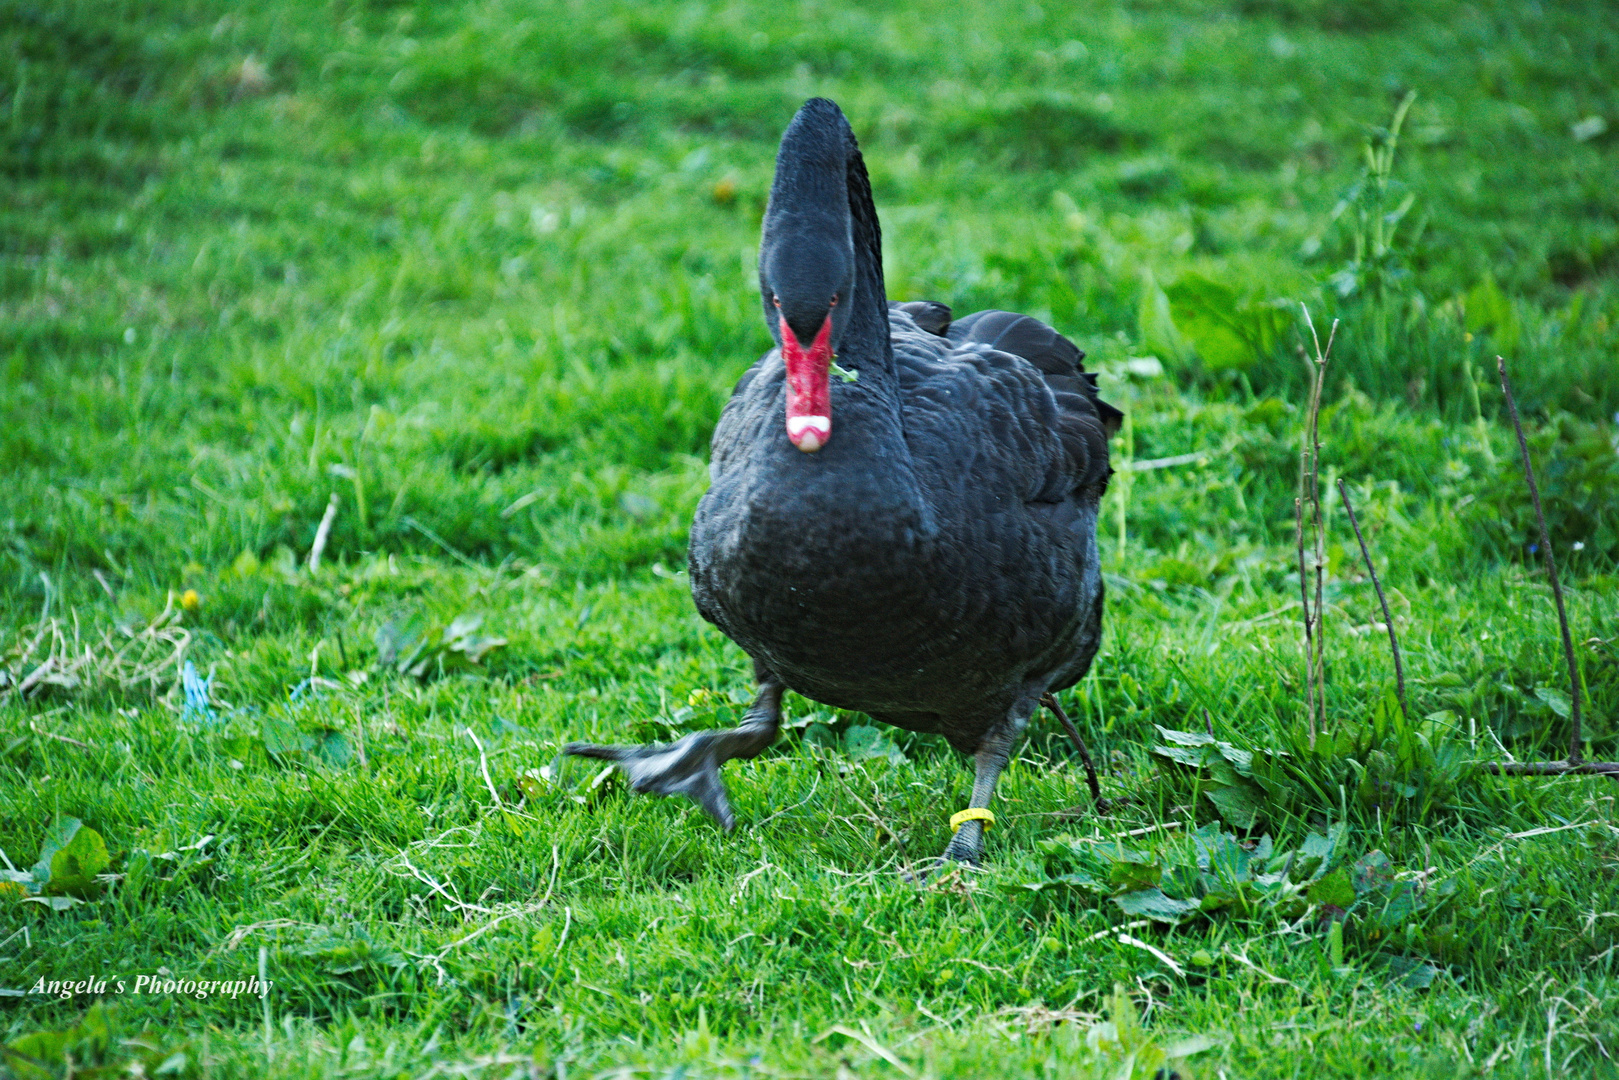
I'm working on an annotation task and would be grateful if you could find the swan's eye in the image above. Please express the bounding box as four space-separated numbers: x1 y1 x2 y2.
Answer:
829 295 838 307
772 295 781 308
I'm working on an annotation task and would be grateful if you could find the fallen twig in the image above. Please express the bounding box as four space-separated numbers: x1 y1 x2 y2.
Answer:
1116 933 1185 977
1505 820 1605 840
1484 761 1619 779
1076 919 1154 946
214 919 314 954
2 602 190 702
429 903 544 959
399 856 492 918
29 722 95 751
1116 440 1238 473
1223 946 1300 988
1337 478 1408 720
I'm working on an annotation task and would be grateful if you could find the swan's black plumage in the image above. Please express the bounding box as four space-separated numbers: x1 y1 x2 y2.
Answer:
568 98 1118 865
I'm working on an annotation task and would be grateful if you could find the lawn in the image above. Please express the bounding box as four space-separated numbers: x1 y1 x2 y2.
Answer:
3 1 1618 1076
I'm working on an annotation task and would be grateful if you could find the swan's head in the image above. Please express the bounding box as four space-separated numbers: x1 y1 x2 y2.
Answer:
761 230 853 453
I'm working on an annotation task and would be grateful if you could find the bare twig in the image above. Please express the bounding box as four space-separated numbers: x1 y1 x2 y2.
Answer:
1296 305 1337 746
259 945 272 1064
403 515 482 571
3 601 189 702
430 903 544 958
1041 693 1102 805
1496 357 1582 763
813 751 892 835
214 919 312 953
1337 479 1408 720
812 1025 916 1077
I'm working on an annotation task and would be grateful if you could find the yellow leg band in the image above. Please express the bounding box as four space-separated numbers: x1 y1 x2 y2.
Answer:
949 808 995 833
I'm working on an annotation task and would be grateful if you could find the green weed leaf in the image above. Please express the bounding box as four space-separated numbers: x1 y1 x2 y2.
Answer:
1138 269 1190 367
1206 781 1266 829
1532 687 1571 719
378 613 507 679
29 817 111 898
1307 867 1356 909
1387 956 1440 990
262 715 315 758
1294 823 1348 881
22 895 81 911
317 729 353 767
47 828 110 897
1113 887 1201 924
842 724 908 764
1351 850 1395 894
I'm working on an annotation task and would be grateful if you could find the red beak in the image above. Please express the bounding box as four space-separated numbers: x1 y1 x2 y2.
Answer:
781 314 833 452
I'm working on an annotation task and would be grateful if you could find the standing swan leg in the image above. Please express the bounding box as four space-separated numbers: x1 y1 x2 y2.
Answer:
936 695 1039 867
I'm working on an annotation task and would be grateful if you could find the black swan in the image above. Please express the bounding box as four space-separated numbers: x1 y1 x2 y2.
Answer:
568 98 1120 867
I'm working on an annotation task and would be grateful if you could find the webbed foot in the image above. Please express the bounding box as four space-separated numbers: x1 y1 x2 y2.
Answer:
564 680 782 829
902 846 980 886
566 729 746 828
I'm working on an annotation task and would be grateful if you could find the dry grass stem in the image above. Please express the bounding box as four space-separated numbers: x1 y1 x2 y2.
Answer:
307 492 340 574
1 596 191 702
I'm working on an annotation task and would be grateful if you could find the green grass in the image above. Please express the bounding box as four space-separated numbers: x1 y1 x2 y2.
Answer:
3 0 1619 1076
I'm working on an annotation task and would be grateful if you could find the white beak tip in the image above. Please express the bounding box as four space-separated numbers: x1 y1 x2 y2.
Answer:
787 415 830 452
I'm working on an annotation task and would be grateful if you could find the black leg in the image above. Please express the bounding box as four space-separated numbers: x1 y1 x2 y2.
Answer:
565 679 784 830
1041 693 1102 805
935 695 1037 866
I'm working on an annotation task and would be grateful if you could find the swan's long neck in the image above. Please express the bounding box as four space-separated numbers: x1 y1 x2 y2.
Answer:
762 100 894 382
841 147 893 379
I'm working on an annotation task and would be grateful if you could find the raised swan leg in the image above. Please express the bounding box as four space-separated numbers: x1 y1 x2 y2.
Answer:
564 678 784 830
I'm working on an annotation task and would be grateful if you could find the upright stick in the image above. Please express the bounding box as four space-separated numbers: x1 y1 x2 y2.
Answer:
1295 496 1316 745
1496 357 1582 763
1337 479 1408 721
1042 693 1102 805
1297 306 1337 746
